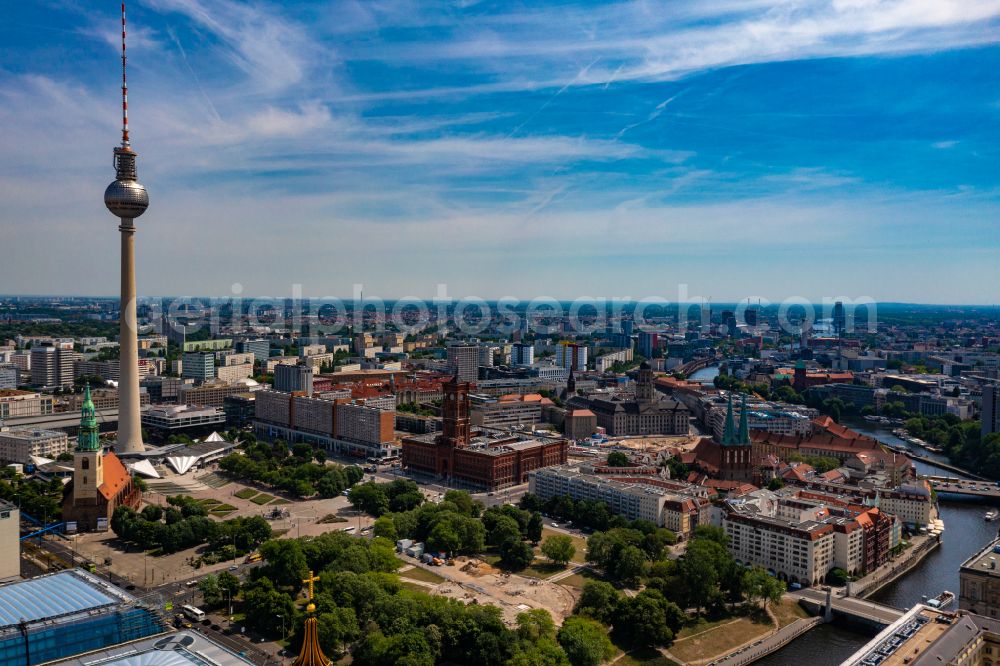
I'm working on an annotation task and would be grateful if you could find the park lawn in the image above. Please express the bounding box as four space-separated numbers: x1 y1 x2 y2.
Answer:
772 598 810 627
250 493 275 505
539 527 588 564
210 508 237 517
670 615 775 664
554 568 605 590
397 565 446 584
479 552 502 567
269 498 291 505
616 647 681 666
234 488 258 500
197 498 221 507
519 559 567 579
399 581 431 594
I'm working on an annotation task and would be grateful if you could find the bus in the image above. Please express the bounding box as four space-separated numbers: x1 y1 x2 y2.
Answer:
181 605 206 622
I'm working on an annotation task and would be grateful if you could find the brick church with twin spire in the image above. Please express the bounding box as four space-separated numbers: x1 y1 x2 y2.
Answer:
690 393 757 484
62 385 141 531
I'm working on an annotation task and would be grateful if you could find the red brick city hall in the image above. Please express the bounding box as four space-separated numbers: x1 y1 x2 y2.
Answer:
401 375 568 490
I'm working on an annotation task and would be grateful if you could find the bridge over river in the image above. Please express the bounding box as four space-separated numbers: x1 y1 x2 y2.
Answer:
796 588 904 628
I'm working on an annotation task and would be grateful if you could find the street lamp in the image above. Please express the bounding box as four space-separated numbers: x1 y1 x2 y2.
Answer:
276 614 286 643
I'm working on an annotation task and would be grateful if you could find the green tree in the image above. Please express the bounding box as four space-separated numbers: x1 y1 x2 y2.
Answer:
516 608 557 642
606 451 630 467
198 574 223 608
428 521 462 555
527 512 544 544
348 482 390 516
316 607 360 656
500 538 535 570
541 535 576 567
488 515 523 547
573 581 621 624
614 545 647 587
557 616 615 666
741 566 785 610
611 590 681 648
444 490 481 517
519 492 544 513
372 515 398 541
259 539 309 588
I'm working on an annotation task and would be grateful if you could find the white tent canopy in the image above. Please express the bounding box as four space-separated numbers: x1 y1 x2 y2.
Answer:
166 455 200 475
127 458 161 479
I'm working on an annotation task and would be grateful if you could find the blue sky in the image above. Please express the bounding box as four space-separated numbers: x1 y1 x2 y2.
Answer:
1 0 998 302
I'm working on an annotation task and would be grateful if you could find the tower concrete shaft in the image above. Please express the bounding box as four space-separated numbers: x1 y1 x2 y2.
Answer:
117 218 144 453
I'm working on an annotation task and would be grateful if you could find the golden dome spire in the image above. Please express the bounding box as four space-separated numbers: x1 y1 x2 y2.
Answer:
293 571 331 666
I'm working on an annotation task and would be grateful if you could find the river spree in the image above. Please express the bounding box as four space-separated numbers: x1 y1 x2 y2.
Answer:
757 420 1000 664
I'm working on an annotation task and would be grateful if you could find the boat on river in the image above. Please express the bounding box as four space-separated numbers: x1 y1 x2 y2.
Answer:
926 591 955 609
986 510 998 522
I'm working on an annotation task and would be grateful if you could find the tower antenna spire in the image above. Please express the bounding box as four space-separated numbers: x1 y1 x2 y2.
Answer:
121 2 130 148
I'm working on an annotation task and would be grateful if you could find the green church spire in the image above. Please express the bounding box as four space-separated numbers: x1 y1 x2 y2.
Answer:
722 393 736 445
738 394 751 445
77 384 101 452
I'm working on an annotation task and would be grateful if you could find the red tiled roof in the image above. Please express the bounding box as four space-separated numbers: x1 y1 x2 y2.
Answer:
99 452 132 501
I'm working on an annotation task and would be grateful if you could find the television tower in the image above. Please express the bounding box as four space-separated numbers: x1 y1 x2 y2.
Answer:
104 2 148 455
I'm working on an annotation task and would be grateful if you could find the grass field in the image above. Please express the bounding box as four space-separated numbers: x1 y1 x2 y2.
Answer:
519 560 568 579
234 488 258 500
553 568 604 589
398 565 445 584
772 598 810 627
669 614 775 664
197 498 221 507
399 581 431 594
269 498 291 505
250 493 275 505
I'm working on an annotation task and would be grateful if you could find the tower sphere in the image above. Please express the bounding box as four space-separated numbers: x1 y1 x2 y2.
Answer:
105 177 148 219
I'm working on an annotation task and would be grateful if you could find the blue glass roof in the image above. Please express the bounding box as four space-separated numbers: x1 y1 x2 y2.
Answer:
0 571 120 627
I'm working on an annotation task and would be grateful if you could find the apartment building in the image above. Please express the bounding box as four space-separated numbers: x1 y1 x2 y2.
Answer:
446 343 479 383
724 510 836 587
529 463 710 537
182 352 215 382
595 348 634 373
470 393 544 429
254 389 397 458
0 390 54 418
178 380 253 408
30 346 79 388
273 363 314 395
0 366 18 390
0 426 69 464
215 363 253 383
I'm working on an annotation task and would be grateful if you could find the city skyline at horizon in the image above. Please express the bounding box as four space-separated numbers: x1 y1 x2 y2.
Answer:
1 1 998 302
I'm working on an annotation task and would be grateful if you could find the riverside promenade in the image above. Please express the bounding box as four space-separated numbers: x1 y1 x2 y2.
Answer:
847 533 941 599
705 617 823 666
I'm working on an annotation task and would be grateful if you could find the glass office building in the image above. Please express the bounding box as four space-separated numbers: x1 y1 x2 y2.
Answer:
0 569 167 665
